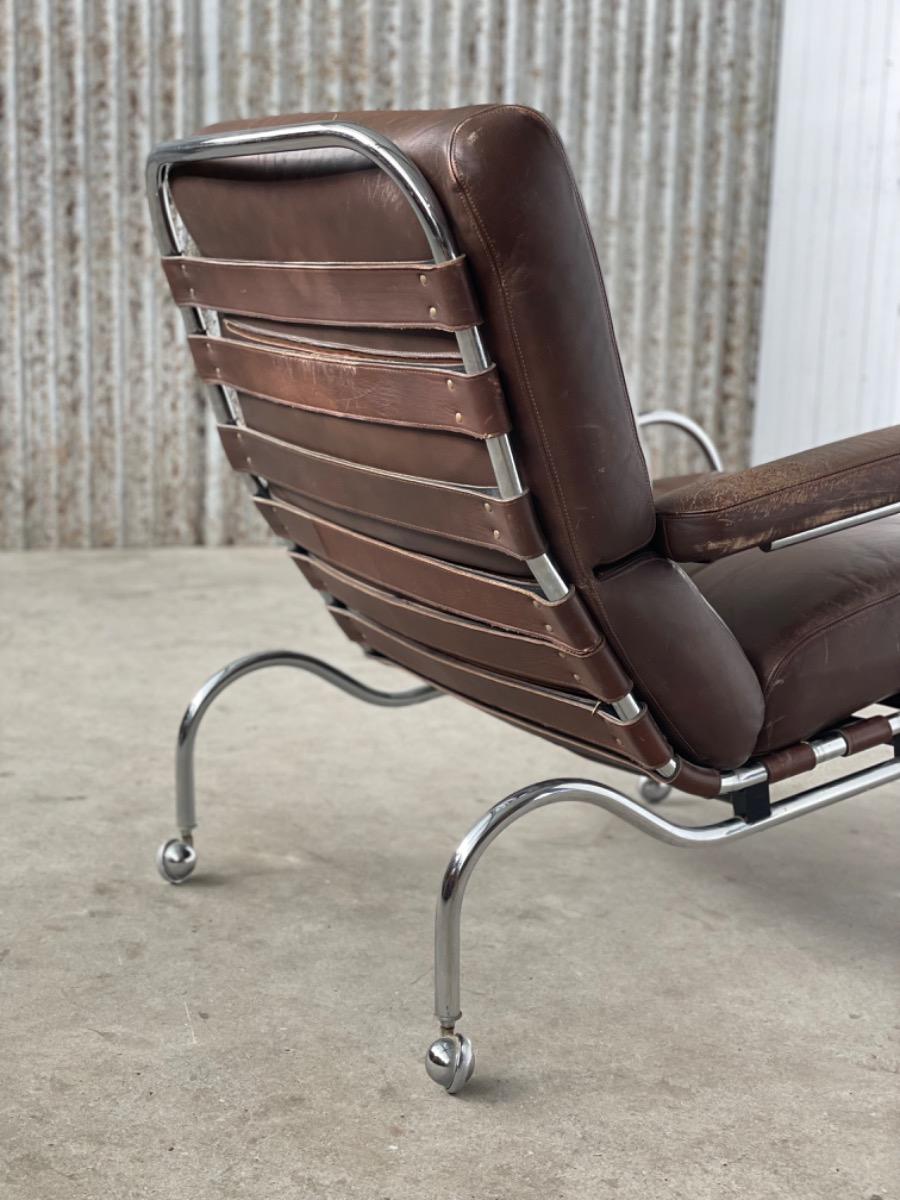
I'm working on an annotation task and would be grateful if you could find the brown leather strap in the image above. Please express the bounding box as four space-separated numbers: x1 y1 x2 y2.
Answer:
668 758 722 799
759 742 817 783
757 715 895 785
468 702 655 775
332 608 673 770
256 497 602 651
220 425 546 559
190 335 509 438
295 553 630 702
840 714 894 755
162 255 481 331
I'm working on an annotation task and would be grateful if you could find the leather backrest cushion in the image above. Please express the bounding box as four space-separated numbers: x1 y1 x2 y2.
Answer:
170 104 656 578
589 555 765 769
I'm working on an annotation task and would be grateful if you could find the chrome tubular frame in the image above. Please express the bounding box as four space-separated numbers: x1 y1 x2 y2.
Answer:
174 650 437 834
424 754 900 1090
156 651 437 883
146 120 665 760
717 710 900 795
148 123 900 1096
763 498 900 551
146 121 568 600
637 409 724 472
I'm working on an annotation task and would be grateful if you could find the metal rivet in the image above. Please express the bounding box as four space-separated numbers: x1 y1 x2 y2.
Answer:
544 624 553 632
428 305 438 318
419 273 428 285
571 673 581 682
446 378 455 391
483 501 492 512
492 529 501 540
244 456 252 466
557 651 565 659
455 412 463 424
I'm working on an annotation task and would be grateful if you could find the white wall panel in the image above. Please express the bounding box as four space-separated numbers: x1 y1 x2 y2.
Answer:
1 0 782 548
754 0 900 463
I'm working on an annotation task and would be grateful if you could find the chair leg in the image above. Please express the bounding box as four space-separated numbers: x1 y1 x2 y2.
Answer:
156 649 438 883
424 760 900 1093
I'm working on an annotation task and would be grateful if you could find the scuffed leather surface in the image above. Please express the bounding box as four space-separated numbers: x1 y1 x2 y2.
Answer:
189 334 510 438
692 517 900 753
295 552 630 700
172 104 656 574
239 393 495 486
589 554 765 769
656 426 900 561
219 424 547 559
333 607 674 768
163 253 481 330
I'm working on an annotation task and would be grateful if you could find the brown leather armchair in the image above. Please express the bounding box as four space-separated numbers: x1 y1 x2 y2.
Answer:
148 106 900 1095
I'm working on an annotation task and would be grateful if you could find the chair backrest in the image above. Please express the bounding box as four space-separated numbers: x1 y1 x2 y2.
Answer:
152 105 763 779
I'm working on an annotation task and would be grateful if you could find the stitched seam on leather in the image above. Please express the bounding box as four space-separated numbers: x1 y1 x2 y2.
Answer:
660 452 900 520
759 587 900 701
536 120 655 537
223 318 463 362
448 106 654 582
179 303 472 331
448 108 582 578
198 334 496 381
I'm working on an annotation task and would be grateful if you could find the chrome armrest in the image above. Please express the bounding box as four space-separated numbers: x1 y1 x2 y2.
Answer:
637 409 723 473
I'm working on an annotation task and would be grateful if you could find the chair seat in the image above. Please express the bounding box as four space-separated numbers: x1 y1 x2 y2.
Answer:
689 516 900 753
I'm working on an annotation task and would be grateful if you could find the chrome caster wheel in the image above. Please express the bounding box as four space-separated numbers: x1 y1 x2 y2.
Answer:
156 837 197 884
638 776 672 804
425 1032 475 1094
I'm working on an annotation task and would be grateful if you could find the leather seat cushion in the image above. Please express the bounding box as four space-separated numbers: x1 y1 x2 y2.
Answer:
690 516 900 753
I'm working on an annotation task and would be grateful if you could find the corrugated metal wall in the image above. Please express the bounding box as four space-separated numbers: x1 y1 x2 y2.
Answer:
1 0 782 549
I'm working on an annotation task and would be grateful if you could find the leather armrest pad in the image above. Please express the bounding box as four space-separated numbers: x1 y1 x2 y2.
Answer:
654 425 900 561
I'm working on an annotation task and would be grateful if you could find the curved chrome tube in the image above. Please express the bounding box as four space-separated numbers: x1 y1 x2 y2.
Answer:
434 760 900 1026
637 409 724 473
146 119 570 602
174 650 437 834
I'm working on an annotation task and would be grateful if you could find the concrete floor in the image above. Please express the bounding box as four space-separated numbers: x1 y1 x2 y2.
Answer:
1 547 897 1199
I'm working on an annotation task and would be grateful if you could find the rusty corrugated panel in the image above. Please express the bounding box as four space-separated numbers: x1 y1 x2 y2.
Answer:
0 0 782 548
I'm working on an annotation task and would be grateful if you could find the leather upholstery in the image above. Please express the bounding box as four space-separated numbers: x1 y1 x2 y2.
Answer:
163 254 482 330
157 103 900 786
219 424 548 559
589 554 764 768
189 334 510 438
691 517 900 753
656 426 900 561
255 498 603 648
171 105 656 572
